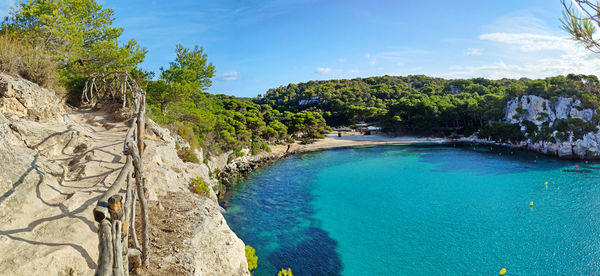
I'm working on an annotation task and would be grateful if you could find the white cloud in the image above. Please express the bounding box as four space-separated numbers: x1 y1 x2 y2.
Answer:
364 53 371 59
315 67 332 75
369 58 377 65
479 33 574 52
445 32 600 79
218 71 240 81
464 48 482 56
338 58 347 63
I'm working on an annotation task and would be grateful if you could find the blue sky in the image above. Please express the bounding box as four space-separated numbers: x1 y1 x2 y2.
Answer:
2 0 599 97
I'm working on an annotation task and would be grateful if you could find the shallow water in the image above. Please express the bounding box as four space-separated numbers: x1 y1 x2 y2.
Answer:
224 145 600 275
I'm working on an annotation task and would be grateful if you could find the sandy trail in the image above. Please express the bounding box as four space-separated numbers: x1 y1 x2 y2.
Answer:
0 109 129 275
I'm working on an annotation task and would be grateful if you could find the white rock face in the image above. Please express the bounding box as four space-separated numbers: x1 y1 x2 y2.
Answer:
504 95 555 125
555 97 573 119
558 141 573 158
207 151 230 173
298 96 321 106
501 95 600 159
504 95 595 126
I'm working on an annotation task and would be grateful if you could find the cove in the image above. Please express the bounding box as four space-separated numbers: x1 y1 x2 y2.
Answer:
223 145 600 275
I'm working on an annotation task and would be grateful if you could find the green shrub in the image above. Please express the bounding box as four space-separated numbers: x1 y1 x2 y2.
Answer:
300 136 315 144
278 268 294 276
555 131 567 142
245 245 258 273
177 122 201 150
463 125 477 137
521 120 537 137
552 118 597 140
534 124 552 142
478 122 524 143
250 140 271 155
0 34 58 89
191 177 210 197
177 146 200 163
536 112 549 121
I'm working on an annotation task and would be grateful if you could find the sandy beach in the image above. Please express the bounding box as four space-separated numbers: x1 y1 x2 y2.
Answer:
292 132 449 153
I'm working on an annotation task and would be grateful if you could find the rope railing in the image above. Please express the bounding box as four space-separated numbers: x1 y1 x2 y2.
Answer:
85 72 150 276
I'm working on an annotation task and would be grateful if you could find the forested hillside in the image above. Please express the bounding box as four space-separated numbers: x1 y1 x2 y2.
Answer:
144 45 329 159
257 74 600 137
0 0 329 162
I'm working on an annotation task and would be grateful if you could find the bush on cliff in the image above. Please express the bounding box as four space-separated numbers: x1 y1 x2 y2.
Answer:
245 245 258 273
553 118 598 140
0 34 58 89
191 177 209 197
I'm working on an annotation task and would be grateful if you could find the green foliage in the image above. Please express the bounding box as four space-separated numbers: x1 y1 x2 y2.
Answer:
174 123 201 163
278 268 294 276
522 120 537 137
177 122 201 150
552 118 598 140
258 75 510 133
2 0 146 74
191 177 209 197
478 122 524 143
534 124 552 142
146 45 327 156
536 112 549 121
283 110 329 139
245 245 258 273
259 74 600 140
2 0 146 104
154 44 215 115
0 34 58 89
177 146 200 163
250 140 271 155
561 2 600 53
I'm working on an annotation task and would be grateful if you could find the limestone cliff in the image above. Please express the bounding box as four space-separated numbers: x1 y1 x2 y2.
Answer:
479 95 600 159
0 73 249 275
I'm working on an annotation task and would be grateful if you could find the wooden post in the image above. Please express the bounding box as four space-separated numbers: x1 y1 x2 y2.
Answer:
131 143 149 267
96 219 113 276
108 195 124 276
136 94 145 155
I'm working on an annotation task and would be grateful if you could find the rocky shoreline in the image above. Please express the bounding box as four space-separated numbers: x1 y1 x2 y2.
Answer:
217 136 450 198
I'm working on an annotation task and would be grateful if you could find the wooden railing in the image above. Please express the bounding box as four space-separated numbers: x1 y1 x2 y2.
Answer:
84 72 150 276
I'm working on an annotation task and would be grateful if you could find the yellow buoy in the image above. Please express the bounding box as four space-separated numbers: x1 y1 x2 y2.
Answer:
530 201 533 207
545 181 548 186
499 268 507 275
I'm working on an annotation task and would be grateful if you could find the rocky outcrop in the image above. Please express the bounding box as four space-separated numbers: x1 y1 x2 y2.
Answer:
220 151 288 184
483 95 600 159
0 73 249 275
0 73 64 121
504 95 595 126
207 151 230 174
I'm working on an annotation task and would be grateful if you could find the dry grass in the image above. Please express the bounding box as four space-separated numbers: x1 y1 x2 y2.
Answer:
0 34 59 89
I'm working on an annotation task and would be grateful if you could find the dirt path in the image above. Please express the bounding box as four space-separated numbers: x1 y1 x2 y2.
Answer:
0 109 129 275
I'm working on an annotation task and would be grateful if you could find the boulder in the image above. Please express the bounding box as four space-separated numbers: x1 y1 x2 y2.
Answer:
0 73 64 121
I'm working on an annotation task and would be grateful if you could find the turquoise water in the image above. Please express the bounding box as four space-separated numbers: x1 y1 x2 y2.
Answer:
224 145 600 275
